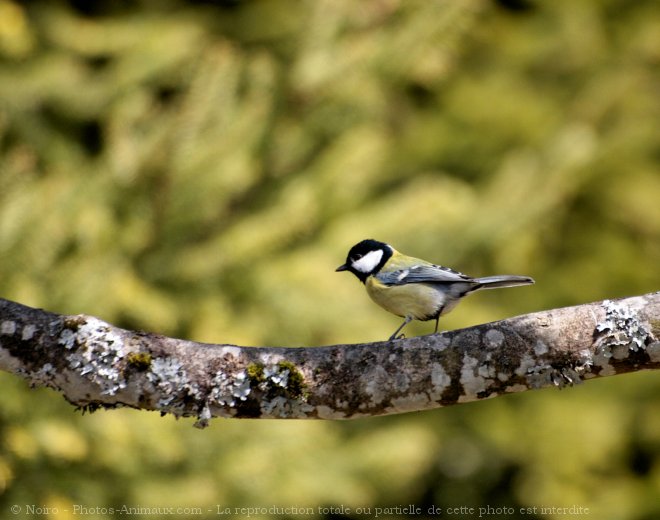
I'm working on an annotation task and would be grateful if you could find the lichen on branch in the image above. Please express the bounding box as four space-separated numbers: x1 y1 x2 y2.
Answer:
0 293 659 428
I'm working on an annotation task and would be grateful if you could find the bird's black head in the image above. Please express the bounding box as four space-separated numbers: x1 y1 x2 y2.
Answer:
335 239 393 283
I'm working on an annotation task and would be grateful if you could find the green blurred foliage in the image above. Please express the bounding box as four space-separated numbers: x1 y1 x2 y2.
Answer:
0 0 659 518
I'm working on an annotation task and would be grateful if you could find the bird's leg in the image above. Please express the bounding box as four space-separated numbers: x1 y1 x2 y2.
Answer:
433 306 445 335
389 316 412 341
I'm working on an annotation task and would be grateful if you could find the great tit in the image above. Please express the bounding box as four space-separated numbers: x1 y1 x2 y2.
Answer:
336 239 534 340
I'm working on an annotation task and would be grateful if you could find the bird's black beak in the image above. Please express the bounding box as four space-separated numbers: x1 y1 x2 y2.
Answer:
335 264 348 272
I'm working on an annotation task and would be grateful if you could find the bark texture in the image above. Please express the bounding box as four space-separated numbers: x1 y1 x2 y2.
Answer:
1 294 659 428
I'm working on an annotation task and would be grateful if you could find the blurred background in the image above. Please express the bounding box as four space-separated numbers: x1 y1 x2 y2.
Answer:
0 0 659 518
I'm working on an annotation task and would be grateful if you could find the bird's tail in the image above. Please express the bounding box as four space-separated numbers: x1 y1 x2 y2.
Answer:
473 275 535 290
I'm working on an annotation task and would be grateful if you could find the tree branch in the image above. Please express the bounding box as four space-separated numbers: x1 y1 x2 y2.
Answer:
1 294 658 428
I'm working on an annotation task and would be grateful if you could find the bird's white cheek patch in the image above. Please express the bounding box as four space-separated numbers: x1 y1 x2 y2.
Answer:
352 249 384 273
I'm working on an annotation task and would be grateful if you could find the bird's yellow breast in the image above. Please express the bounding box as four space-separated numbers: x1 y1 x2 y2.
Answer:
365 275 446 321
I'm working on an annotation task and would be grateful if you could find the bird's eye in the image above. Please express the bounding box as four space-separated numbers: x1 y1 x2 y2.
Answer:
354 254 362 260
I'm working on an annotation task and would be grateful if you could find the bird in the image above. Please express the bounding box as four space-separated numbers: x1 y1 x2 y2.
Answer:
336 239 534 340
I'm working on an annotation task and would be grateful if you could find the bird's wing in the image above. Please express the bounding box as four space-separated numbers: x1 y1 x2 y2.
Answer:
375 263 473 286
